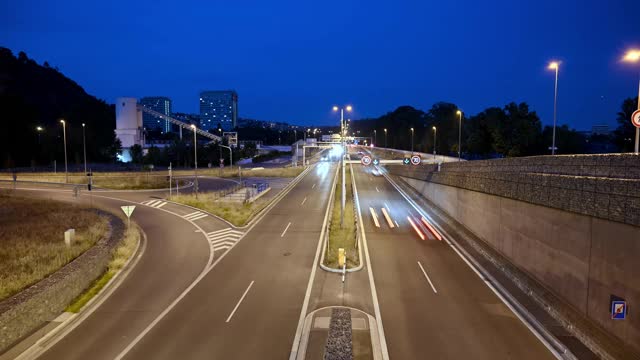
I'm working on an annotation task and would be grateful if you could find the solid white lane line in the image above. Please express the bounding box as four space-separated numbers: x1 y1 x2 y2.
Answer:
375 186 380 192
380 207 395 228
417 261 438 294
312 183 316 189
301 197 307 205
281 222 292 237
394 220 399 228
369 207 380 227
225 281 255 323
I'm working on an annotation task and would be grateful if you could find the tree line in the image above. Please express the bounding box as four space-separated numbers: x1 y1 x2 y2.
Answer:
349 98 638 158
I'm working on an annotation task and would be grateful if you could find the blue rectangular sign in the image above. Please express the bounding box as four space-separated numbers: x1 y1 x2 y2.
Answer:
611 300 626 320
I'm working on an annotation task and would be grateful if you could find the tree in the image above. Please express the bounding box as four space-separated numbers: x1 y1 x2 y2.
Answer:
613 96 639 152
129 144 143 164
541 125 586 154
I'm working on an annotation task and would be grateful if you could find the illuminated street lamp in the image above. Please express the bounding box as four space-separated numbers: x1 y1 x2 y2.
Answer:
333 105 353 227
60 119 68 183
622 49 640 153
432 126 437 159
384 128 388 148
191 124 198 198
410 127 414 153
548 61 560 155
36 126 43 144
456 110 463 161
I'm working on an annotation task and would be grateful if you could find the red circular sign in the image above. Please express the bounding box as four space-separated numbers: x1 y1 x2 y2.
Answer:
632 110 640 128
361 155 372 166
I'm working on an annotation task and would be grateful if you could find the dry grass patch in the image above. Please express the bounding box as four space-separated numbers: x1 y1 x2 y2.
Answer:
172 192 268 227
324 165 358 269
0 192 108 301
0 172 185 190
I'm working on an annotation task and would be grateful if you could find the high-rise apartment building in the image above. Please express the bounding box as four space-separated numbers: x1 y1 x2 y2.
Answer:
199 90 238 131
140 96 172 133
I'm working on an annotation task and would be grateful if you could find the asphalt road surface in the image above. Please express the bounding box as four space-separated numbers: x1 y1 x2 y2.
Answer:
352 162 556 360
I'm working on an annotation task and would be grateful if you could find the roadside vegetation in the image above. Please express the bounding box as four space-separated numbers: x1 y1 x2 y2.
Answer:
0 167 301 189
66 223 139 313
0 192 108 301
172 191 270 227
324 165 359 269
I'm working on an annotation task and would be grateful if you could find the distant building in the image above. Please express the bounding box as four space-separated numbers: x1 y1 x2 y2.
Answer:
173 112 201 127
140 96 172 133
199 90 238 131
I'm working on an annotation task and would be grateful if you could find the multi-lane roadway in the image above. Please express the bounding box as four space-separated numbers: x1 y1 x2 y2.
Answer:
6 154 560 359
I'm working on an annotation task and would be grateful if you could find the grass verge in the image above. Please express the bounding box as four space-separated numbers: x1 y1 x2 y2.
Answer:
65 223 140 313
0 192 109 301
172 191 270 227
324 165 358 269
0 172 187 190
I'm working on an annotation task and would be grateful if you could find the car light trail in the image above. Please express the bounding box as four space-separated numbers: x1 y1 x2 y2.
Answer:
407 216 425 240
420 217 443 241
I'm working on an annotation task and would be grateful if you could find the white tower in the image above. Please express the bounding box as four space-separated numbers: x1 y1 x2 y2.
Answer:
114 97 143 162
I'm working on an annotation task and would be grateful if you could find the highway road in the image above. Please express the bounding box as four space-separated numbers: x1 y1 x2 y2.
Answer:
117 162 336 359
5 162 336 359
351 160 557 359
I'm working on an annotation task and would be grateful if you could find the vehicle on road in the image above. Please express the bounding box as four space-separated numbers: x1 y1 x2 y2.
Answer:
371 168 381 176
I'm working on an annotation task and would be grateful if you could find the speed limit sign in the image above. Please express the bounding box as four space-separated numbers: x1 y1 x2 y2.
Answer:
632 110 640 128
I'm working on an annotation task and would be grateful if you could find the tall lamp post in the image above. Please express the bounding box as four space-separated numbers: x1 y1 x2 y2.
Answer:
60 119 68 183
410 127 414 153
36 126 43 144
191 125 198 198
456 110 463 161
82 123 87 174
432 126 437 160
374 129 377 146
333 105 352 227
623 49 640 153
384 128 387 148
548 61 560 155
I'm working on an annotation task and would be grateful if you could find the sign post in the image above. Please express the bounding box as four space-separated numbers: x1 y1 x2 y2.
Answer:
121 205 136 228
632 110 640 153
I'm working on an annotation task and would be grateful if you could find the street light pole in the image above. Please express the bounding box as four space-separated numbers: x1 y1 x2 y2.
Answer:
623 50 640 153
374 129 377 146
548 61 560 155
456 110 462 161
410 128 414 153
432 126 437 160
60 120 68 183
333 105 352 227
191 125 198 198
82 123 87 174
384 128 387 148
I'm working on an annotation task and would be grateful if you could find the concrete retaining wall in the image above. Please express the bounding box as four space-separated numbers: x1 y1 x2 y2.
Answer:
0 212 124 353
399 175 640 355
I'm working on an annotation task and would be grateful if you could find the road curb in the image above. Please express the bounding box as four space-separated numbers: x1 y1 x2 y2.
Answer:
320 163 364 273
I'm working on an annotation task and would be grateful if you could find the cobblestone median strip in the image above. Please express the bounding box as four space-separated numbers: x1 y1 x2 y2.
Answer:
324 308 354 360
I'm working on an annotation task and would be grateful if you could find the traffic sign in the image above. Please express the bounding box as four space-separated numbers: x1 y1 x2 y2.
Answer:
611 300 627 320
403 158 410 165
121 205 136 227
410 155 421 165
632 110 640 128
361 155 372 166
121 205 136 218
372 158 380 166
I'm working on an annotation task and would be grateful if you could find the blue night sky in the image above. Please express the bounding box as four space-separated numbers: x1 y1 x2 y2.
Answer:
2 0 639 129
